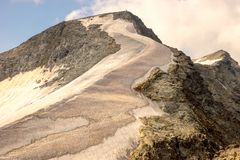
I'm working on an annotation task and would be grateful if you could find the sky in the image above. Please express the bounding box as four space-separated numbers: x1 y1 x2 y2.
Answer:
1 0 240 62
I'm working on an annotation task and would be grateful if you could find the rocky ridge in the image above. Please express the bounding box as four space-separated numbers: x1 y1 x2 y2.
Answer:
130 49 240 159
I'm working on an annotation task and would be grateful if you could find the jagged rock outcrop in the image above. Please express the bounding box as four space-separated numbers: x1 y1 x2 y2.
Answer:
130 49 240 159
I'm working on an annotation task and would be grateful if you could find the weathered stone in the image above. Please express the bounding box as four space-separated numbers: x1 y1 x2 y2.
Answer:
130 48 240 160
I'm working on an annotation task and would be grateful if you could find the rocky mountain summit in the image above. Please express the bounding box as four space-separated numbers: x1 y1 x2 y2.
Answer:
0 11 239 160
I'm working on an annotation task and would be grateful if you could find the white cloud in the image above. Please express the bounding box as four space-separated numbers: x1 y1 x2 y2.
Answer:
11 0 44 5
87 0 240 62
65 8 90 21
65 10 82 21
33 0 43 5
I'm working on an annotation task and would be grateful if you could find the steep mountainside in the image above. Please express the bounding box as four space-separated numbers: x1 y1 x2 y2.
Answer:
0 11 171 160
0 11 239 160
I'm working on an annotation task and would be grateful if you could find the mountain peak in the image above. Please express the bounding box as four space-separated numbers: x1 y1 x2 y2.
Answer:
81 11 162 43
195 50 238 66
208 50 231 59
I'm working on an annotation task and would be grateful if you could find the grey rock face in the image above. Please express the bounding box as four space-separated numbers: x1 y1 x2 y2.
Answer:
0 20 120 87
195 50 240 111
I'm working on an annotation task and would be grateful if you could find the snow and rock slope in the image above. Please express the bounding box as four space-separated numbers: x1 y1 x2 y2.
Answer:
0 11 172 160
0 11 240 160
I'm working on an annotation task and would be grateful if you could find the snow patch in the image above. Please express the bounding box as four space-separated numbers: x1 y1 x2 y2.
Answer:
0 67 59 127
195 57 223 65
